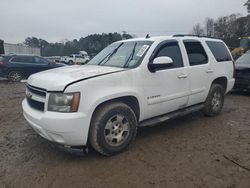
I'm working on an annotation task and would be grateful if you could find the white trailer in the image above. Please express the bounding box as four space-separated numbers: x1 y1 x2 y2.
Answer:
0 40 40 56
3 43 40 55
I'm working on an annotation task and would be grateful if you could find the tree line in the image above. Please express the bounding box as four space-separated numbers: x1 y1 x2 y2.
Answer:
24 1 250 56
24 32 132 57
192 1 250 48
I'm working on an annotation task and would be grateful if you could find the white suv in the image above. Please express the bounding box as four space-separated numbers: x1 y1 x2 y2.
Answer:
22 35 235 156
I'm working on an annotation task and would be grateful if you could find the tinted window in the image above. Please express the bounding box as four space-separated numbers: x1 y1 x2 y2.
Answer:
154 42 183 68
34 57 49 65
206 41 232 62
184 41 208 66
11 56 33 63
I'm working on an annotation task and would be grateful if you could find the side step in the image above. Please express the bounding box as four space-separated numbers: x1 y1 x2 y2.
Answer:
138 104 205 127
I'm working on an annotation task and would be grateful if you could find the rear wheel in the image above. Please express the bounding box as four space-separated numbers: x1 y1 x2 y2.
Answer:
89 102 137 156
204 84 225 116
8 71 23 82
68 60 74 65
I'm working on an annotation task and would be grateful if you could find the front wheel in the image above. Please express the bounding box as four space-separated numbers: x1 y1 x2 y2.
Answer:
89 102 137 156
204 84 225 116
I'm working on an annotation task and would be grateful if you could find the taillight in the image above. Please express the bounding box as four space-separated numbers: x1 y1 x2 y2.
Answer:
0 61 4 65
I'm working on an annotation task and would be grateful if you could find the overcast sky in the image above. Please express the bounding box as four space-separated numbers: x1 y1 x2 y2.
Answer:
0 0 247 43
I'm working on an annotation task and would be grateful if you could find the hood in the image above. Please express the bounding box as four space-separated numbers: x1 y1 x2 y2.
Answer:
28 65 125 91
235 63 250 70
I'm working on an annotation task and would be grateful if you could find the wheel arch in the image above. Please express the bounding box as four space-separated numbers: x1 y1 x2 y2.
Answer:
211 77 228 93
91 95 141 122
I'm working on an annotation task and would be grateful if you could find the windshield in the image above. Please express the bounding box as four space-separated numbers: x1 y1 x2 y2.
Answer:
236 53 250 64
87 41 153 68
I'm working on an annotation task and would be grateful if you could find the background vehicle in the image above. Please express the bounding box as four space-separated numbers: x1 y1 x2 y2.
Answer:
231 37 250 59
234 51 250 91
0 54 65 82
60 54 90 65
22 36 235 156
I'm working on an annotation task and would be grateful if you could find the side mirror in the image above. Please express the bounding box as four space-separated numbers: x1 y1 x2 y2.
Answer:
148 56 174 72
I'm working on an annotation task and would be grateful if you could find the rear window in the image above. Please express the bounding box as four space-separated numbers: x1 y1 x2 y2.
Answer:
206 41 232 62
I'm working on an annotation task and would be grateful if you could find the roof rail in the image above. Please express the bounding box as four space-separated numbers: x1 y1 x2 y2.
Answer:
173 34 202 37
173 34 218 39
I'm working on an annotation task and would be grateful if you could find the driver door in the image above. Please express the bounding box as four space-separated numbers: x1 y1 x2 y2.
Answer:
143 40 190 119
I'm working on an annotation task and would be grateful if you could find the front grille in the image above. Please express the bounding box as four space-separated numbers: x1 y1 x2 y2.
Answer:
26 84 47 111
27 84 46 97
27 97 45 111
234 78 250 90
235 78 250 85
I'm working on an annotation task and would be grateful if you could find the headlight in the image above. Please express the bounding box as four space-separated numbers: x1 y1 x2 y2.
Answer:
48 92 80 112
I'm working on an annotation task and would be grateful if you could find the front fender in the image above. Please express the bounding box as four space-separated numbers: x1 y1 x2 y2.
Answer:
89 91 143 121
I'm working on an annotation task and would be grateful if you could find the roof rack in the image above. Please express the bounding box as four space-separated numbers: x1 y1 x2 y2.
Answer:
173 34 218 39
173 34 202 37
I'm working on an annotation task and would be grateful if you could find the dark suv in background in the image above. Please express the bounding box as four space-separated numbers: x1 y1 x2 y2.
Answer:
0 54 65 81
234 51 250 91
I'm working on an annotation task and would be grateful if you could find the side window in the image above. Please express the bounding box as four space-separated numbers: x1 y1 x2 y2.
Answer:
154 42 183 68
206 41 232 62
184 41 208 66
34 57 49 65
11 56 33 63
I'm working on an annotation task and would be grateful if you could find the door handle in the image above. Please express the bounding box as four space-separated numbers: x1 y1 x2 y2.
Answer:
178 74 188 79
206 69 214 73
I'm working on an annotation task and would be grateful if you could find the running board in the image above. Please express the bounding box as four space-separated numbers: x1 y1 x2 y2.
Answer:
139 104 205 127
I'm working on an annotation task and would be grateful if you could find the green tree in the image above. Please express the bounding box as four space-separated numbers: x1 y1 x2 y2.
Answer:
192 14 250 48
24 32 133 56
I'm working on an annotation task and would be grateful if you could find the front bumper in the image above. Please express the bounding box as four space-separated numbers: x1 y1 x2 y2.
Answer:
22 99 91 146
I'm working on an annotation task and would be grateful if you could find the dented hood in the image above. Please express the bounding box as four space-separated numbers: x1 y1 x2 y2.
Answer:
27 65 125 91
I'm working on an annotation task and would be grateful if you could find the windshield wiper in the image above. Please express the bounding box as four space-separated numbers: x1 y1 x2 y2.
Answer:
124 42 137 68
98 43 124 66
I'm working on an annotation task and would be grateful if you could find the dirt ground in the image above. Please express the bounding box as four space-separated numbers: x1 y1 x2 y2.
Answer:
0 81 249 188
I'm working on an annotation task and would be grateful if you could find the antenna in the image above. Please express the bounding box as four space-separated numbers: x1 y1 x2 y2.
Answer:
145 34 150 39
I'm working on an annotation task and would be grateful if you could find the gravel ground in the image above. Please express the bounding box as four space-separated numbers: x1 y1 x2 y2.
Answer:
0 81 249 188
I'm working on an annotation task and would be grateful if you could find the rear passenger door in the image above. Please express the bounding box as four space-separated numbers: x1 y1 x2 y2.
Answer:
183 40 213 106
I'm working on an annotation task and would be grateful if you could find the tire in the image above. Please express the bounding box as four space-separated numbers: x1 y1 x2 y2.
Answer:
8 71 23 82
204 84 225 116
68 60 74 65
89 102 138 156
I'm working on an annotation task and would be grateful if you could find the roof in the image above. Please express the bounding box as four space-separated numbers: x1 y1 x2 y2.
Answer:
4 53 39 57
